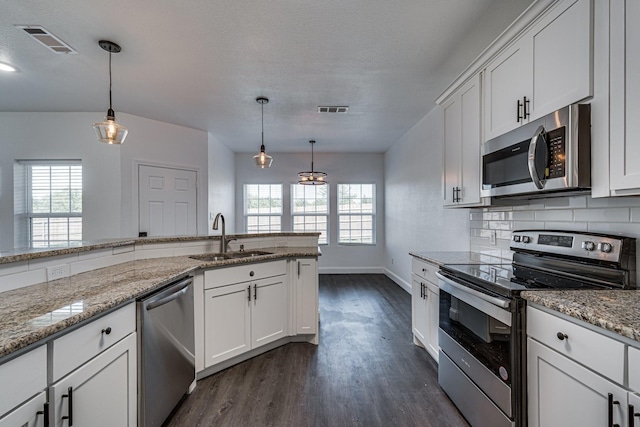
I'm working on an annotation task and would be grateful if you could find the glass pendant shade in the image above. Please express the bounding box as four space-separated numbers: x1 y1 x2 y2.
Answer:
298 140 327 185
253 145 273 168
254 97 273 168
93 109 128 144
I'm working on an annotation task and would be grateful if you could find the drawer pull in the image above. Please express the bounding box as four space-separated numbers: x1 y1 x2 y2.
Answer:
250 271 255 277
101 327 112 335
62 386 73 426
37 402 50 427
629 404 640 427
422 268 426 273
608 393 620 427
247 286 251 301
556 332 568 341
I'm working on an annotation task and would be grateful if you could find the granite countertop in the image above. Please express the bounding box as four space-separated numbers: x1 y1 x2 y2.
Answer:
0 246 320 359
409 250 509 266
521 290 640 343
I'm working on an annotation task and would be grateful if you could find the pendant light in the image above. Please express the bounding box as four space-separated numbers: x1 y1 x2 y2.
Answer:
253 97 273 168
298 140 327 185
92 40 128 145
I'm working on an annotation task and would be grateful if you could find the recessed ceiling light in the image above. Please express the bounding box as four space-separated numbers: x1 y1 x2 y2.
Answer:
0 62 17 72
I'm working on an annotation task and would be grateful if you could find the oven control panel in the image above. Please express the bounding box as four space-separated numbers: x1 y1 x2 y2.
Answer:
510 230 631 263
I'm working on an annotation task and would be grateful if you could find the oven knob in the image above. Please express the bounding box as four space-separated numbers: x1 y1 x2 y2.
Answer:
513 235 521 243
582 241 596 251
522 236 531 243
599 242 613 253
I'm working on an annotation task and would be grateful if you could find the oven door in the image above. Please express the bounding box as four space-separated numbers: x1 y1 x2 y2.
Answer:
437 271 515 427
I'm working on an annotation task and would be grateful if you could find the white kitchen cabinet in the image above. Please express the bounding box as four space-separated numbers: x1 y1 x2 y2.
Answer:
0 391 47 427
484 0 592 140
0 345 47 420
203 261 288 368
50 333 137 427
294 258 319 335
411 257 439 362
442 73 487 207
609 0 640 195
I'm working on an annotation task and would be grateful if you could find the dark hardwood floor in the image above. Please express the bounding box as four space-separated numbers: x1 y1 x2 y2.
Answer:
167 274 469 427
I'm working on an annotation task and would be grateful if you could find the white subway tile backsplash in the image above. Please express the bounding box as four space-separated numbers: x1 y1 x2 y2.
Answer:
573 208 630 223
534 210 574 222
544 196 588 209
544 222 589 231
513 221 539 230
512 211 535 221
28 254 78 270
632 208 640 223
470 221 489 229
587 196 640 208
488 221 513 230
587 223 640 237
0 261 28 276
0 269 47 292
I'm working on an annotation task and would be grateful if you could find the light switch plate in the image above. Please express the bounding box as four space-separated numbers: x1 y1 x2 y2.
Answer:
47 264 69 281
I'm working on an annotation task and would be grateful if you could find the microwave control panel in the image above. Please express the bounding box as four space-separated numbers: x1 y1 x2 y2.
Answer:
546 127 566 178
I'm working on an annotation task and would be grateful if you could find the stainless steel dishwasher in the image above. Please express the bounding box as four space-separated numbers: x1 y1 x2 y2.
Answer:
138 276 195 427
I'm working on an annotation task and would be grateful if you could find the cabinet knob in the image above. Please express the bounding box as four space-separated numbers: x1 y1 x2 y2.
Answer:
249 271 255 277
101 327 112 335
556 332 568 341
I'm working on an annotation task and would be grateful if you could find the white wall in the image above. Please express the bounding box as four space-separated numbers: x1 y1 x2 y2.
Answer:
208 134 236 233
0 112 122 249
384 110 470 289
118 113 209 237
0 112 219 250
235 152 385 273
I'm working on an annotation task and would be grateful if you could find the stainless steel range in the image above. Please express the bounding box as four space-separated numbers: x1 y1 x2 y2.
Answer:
436 230 636 427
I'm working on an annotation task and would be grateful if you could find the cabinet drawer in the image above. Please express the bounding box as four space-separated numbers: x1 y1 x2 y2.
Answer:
0 345 46 416
52 303 136 382
629 346 640 392
411 258 438 283
527 306 624 384
204 260 286 289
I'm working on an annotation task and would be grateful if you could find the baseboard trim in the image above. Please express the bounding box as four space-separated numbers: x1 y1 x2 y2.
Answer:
384 268 411 294
319 267 385 274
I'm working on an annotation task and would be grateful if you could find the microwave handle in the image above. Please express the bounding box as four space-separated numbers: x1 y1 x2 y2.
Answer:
528 125 548 189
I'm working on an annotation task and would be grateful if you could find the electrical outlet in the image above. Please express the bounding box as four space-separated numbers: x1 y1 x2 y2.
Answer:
490 230 497 246
47 264 69 281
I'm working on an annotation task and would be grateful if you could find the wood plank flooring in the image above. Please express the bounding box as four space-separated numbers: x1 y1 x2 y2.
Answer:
167 274 469 427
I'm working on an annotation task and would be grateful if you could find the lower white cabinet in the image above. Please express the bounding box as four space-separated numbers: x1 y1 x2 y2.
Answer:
0 391 47 427
411 257 439 362
50 333 137 427
295 258 319 335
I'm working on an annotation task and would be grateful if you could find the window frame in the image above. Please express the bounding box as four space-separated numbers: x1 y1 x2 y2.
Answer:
290 183 329 245
17 160 83 248
337 182 376 246
243 183 283 234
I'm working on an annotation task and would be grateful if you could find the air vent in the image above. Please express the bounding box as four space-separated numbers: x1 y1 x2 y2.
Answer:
16 25 77 54
318 106 349 113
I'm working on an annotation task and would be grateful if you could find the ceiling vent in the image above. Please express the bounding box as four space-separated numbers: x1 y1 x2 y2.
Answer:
318 106 349 113
16 25 77 54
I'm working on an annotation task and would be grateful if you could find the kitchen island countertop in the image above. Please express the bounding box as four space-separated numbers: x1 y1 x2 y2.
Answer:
0 246 319 359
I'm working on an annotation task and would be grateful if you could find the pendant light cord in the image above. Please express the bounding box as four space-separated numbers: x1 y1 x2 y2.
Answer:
108 51 113 111
261 100 265 151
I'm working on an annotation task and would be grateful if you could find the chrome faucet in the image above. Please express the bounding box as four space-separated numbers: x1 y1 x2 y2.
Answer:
212 213 234 254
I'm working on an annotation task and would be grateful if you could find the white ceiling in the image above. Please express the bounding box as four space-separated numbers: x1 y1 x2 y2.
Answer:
0 0 503 153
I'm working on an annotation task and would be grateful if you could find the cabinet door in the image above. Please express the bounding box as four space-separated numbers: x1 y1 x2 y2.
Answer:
204 282 251 367
411 277 429 346
295 259 318 335
528 338 627 427
426 286 439 362
443 92 461 207
459 73 483 206
484 37 532 140
610 0 640 193
50 333 137 427
0 391 47 427
529 0 592 121
629 393 640 427
252 275 288 348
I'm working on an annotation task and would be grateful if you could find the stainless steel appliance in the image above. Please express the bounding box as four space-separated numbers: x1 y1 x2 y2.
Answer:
437 230 636 427
138 276 195 427
481 104 591 198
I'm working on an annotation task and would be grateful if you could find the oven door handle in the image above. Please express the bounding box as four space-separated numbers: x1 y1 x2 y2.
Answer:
436 271 512 326
528 125 548 190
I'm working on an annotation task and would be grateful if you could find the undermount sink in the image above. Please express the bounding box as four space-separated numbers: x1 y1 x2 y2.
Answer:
190 250 272 262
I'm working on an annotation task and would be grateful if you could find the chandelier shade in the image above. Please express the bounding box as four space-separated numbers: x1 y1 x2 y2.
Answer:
298 140 327 185
92 40 128 145
253 97 273 168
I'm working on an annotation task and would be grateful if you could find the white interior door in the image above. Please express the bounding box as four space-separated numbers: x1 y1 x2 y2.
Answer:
139 165 197 237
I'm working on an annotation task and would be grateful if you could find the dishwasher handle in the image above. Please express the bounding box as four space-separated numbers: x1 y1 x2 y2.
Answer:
146 278 192 311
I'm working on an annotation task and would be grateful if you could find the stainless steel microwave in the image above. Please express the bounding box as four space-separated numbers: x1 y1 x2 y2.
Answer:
481 104 591 198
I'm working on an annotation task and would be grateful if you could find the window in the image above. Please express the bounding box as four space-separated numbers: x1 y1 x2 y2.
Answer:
244 184 282 233
291 184 328 244
338 183 375 244
17 161 82 248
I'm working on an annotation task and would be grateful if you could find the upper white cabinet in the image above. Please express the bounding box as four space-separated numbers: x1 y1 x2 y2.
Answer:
609 0 640 194
484 0 592 140
442 73 487 207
